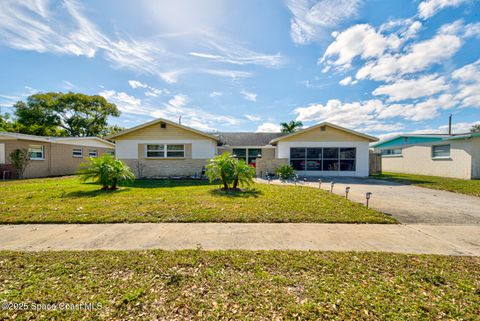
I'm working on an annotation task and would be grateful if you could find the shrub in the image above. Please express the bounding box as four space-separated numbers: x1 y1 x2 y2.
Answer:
276 164 295 181
78 154 135 190
206 153 255 190
9 148 30 179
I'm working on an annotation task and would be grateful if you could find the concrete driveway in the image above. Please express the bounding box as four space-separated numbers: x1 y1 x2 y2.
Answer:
259 177 480 225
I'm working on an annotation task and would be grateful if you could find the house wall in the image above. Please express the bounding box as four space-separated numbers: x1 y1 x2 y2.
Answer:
377 140 473 179
469 137 480 179
277 141 371 177
0 139 114 178
113 123 218 178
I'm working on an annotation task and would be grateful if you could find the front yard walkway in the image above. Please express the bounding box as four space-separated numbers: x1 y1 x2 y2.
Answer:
1 223 479 255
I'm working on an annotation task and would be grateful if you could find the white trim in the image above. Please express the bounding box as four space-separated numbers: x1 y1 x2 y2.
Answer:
28 145 45 160
88 149 98 158
0 143 5 164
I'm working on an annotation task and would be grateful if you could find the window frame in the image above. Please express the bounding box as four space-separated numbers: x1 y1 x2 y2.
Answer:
88 149 98 158
145 144 185 159
232 148 262 165
432 144 451 159
28 145 44 160
72 148 83 158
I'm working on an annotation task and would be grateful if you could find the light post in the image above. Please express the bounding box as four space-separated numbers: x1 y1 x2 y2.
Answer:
267 176 271 184
318 179 322 189
330 182 335 193
345 186 350 199
366 192 372 208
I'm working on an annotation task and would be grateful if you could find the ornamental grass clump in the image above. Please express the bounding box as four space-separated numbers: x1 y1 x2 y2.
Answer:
78 154 135 190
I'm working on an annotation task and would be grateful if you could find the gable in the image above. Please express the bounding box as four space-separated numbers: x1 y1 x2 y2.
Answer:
113 121 216 141
280 125 371 142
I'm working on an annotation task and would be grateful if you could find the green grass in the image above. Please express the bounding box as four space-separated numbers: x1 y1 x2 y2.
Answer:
0 176 396 224
0 250 478 320
372 172 480 197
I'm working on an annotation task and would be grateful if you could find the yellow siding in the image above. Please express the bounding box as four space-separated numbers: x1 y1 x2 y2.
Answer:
281 125 369 142
115 122 216 141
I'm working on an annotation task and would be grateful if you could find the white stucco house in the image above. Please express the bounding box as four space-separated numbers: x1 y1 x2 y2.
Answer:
107 118 379 178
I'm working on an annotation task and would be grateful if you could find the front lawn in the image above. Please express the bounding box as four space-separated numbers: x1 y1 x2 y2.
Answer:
373 172 480 197
0 176 395 224
0 250 478 320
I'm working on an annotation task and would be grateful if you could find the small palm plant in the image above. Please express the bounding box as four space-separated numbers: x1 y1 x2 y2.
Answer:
78 154 135 190
206 153 255 191
276 164 295 182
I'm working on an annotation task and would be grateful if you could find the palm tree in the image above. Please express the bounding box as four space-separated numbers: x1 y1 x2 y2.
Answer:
280 120 303 133
78 154 135 190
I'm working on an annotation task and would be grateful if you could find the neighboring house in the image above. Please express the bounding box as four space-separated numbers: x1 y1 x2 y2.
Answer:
372 133 480 179
0 132 115 179
108 118 378 178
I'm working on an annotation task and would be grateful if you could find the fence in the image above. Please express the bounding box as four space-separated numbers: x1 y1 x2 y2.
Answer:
369 151 382 175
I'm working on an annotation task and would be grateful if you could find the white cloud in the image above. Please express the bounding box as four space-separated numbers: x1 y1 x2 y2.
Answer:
320 24 402 69
256 122 280 132
286 0 362 44
245 114 261 122
199 69 252 80
372 74 450 102
99 90 143 115
452 59 480 108
209 91 222 97
128 80 148 89
418 0 470 20
241 90 257 102
128 80 164 97
339 76 357 86
356 33 462 81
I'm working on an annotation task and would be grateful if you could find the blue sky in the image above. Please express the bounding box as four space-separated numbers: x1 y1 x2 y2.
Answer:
0 0 479 139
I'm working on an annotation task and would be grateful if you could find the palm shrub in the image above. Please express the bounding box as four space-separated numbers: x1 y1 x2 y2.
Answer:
78 154 135 190
206 153 255 190
9 148 30 179
276 164 295 182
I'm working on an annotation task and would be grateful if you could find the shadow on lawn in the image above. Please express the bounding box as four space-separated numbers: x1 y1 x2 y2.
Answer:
371 174 433 185
123 179 214 189
209 188 262 198
65 188 130 198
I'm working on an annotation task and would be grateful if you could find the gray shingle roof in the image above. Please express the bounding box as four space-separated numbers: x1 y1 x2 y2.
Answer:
214 132 286 146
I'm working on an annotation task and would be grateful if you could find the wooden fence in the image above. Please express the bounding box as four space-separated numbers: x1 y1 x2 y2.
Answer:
369 150 382 175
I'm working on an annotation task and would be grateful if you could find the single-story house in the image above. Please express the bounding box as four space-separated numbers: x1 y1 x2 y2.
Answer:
371 133 480 179
0 132 115 179
108 118 378 178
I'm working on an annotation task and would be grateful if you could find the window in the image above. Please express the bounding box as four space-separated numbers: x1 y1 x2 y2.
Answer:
88 150 98 158
381 148 402 156
432 144 450 158
232 148 262 165
28 145 44 160
107 150 115 156
166 144 185 158
290 147 356 172
146 144 165 158
145 144 185 158
72 148 83 158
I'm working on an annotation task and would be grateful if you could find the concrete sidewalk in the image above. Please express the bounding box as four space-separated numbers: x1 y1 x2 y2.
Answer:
0 223 479 255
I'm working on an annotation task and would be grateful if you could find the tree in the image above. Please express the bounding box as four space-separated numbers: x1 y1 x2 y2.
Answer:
280 120 303 133
78 154 135 190
471 124 480 133
101 124 125 137
9 149 30 179
205 153 255 191
13 92 120 137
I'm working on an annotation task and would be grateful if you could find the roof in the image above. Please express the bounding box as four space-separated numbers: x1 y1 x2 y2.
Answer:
269 122 379 144
371 133 478 148
0 132 115 148
215 132 285 146
106 118 220 142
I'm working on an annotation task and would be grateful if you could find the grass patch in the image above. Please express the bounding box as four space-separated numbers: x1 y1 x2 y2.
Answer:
0 250 478 320
0 176 395 224
372 172 480 197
